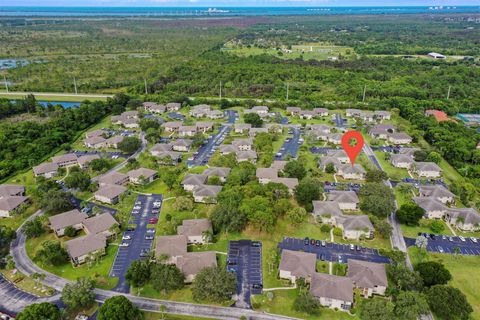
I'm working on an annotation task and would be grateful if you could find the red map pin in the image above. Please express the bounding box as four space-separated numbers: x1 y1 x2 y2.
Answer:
341 131 364 166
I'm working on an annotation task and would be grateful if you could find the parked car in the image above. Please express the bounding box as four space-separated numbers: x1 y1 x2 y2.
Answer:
148 218 158 224
350 244 355 250
145 235 154 240
438 246 444 253
459 236 466 242
310 239 316 245
146 229 155 234
470 237 478 243
251 241 261 247
448 236 454 242
315 240 321 246
126 226 136 231
122 235 131 240
320 254 326 261
304 237 310 245
321 240 326 247
119 242 130 247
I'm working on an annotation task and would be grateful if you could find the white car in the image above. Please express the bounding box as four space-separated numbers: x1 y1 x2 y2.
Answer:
146 229 155 234
119 242 130 247
133 206 141 210
471 237 478 243
153 201 162 208
459 236 466 242
122 235 132 240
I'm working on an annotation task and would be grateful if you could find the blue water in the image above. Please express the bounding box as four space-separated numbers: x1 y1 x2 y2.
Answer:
1 6 479 17
38 101 80 108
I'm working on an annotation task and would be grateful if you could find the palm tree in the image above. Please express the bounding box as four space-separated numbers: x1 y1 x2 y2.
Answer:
202 229 213 244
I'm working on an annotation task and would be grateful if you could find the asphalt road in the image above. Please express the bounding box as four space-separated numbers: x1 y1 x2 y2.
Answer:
227 240 263 309
405 236 480 255
334 113 347 128
279 237 391 264
275 127 302 160
310 146 336 154
110 194 163 293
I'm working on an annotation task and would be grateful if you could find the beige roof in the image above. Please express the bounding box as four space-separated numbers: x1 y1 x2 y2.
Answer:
310 273 354 302
86 129 107 139
279 250 316 279
391 154 414 165
312 201 343 217
271 160 288 171
172 139 193 148
52 153 78 164
151 143 173 153
414 162 442 172
326 149 349 159
182 174 208 186
328 190 359 204
127 168 157 180
83 213 118 235
155 235 188 258
337 215 374 231
193 185 222 198
95 184 127 200
413 197 447 212
338 163 366 175
232 138 253 148
203 167 231 178
234 123 252 130
65 234 106 259
176 251 217 277
0 196 28 211
98 171 128 185
49 209 88 230
318 156 341 169
195 122 214 129
77 154 101 167
448 208 480 225
122 111 138 118
33 162 59 175
419 185 454 199
236 150 257 161
106 135 124 145
154 151 182 161
388 132 412 141
84 136 106 145
220 145 238 154
162 121 183 129
177 219 212 237
271 177 299 190
347 259 388 288
166 102 181 110
256 168 278 180
0 184 25 198
179 125 197 132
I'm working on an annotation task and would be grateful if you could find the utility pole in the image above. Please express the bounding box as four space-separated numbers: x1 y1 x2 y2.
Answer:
362 83 367 102
3 74 8 93
446 85 451 100
73 77 78 95
144 78 148 95
286 82 289 101
219 81 222 99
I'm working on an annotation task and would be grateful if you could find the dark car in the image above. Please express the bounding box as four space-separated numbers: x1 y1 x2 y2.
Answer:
227 260 237 266
126 226 136 231
252 284 263 289
356 245 361 251
251 241 261 247
304 237 310 245
315 240 321 246
310 239 316 245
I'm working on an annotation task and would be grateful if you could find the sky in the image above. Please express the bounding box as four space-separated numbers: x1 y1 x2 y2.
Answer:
3 0 479 6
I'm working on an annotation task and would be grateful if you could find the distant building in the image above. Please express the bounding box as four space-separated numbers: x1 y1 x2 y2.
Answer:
428 52 446 59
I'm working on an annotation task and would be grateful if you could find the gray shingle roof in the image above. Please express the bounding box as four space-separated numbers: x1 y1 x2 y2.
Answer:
328 190 359 204
279 250 316 278
312 201 343 217
65 234 106 259
155 235 188 258
310 273 354 302
347 259 388 288
177 219 212 237
48 209 88 230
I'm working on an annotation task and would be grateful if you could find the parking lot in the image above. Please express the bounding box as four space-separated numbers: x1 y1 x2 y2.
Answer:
324 182 362 193
405 235 480 255
73 150 126 159
110 193 163 293
225 110 238 124
167 112 185 120
310 146 336 154
279 237 390 265
333 113 347 128
187 125 230 167
275 127 302 160
0 275 39 314
144 113 165 123
70 195 117 216
227 240 263 309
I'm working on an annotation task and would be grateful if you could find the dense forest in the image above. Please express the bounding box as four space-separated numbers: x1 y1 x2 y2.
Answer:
0 94 130 180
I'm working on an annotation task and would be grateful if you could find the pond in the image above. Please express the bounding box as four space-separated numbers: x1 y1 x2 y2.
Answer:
37 101 80 108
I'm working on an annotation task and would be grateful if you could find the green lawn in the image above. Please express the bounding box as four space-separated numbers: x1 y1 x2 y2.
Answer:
409 247 480 320
373 151 410 181
251 288 358 320
0 269 55 297
0 92 109 102
400 219 453 238
143 311 217 320
25 232 119 290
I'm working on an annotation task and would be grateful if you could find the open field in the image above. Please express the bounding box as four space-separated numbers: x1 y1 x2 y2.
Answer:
0 91 111 102
409 247 480 320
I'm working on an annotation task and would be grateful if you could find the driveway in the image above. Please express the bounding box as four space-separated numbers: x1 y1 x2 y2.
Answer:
227 240 263 309
225 110 238 124
279 237 390 264
110 193 163 293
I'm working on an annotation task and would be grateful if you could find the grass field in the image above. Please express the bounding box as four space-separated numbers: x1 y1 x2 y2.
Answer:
0 91 110 102
409 246 480 320
0 269 55 297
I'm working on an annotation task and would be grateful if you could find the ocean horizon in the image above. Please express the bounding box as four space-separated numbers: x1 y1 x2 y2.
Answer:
1 6 479 17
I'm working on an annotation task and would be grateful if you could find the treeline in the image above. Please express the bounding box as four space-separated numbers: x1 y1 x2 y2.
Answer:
0 96 39 119
0 94 131 180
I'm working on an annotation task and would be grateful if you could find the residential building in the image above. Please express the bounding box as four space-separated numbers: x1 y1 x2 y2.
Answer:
150 143 173 155
419 185 455 204
234 123 252 134
425 109 451 122
347 259 387 297
172 139 193 152
0 184 25 198
232 138 253 151
327 191 359 210
77 154 101 169
413 197 447 219
279 250 316 283
203 167 231 182
373 110 391 121
143 102 166 114
48 209 88 237
127 168 157 184
94 184 127 204
271 160 288 171
236 150 257 163
446 208 480 231
196 122 214 133
86 129 108 139
390 154 414 169
337 164 366 180
84 136 107 149
249 128 268 137
310 273 354 311
326 149 350 164
52 153 78 168
192 185 222 203
178 126 197 137
176 252 217 283
82 213 118 238
65 233 107 266
256 168 278 184
336 215 374 240
33 162 59 178
312 201 343 224
0 196 29 218
98 171 129 186
387 132 412 145
286 107 301 115
181 174 208 191
177 219 212 244
369 124 395 140
271 177 299 193
327 133 342 145
413 162 442 178
166 102 181 111
313 108 329 117
155 235 188 263
162 121 182 133
105 135 124 149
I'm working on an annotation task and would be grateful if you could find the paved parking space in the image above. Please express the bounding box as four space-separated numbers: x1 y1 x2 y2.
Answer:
187 125 231 167
405 236 480 255
227 240 263 309
310 146 336 154
324 182 362 193
279 237 390 265
70 195 117 216
167 112 185 120
73 150 127 159
110 193 163 293
275 127 302 160
0 274 40 314
144 114 165 123
225 110 238 124
334 113 347 128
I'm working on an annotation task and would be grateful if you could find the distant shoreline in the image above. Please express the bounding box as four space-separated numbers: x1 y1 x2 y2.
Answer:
1 6 479 17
